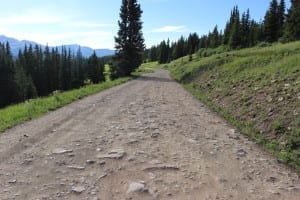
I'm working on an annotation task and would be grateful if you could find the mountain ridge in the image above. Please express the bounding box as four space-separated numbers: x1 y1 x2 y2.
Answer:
0 35 115 58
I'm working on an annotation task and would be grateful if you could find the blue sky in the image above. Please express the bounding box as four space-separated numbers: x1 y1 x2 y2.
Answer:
0 0 291 49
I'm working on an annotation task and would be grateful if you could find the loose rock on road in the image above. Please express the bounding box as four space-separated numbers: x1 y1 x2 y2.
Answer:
0 70 299 199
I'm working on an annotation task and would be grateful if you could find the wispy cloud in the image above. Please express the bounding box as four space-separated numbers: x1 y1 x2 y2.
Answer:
152 25 186 33
0 8 116 49
0 10 63 25
67 22 115 28
0 30 114 49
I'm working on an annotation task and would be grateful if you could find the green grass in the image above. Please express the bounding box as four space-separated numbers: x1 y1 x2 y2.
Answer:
159 41 300 171
0 77 131 132
132 61 159 76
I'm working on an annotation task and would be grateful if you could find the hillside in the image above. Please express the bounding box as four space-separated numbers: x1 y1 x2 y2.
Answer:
157 42 300 170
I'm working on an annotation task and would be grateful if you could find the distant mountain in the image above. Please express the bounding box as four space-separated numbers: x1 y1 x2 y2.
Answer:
0 35 115 58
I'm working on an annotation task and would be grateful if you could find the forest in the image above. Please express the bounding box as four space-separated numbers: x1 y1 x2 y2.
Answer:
0 44 105 108
145 0 300 63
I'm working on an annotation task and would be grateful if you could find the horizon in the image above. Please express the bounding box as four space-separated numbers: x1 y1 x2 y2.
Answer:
0 0 291 49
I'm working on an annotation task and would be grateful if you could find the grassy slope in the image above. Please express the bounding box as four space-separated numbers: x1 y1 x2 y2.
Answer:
160 42 300 170
0 77 131 132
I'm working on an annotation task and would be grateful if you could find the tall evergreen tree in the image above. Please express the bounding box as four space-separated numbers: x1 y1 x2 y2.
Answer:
87 51 105 83
0 42 17 107
187 33 199 54
241 9 251 47
278 0 286 37
111 0 145 78
14 63 37 101
223 7 238 45
210 25 220 48
158 40 169 64
229 6 241 48
264 0 280 42
284 0 300 41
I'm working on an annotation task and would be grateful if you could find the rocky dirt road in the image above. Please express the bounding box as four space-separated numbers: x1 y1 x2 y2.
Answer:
0 70 299 200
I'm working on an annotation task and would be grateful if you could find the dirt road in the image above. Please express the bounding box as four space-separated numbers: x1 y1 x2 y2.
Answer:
0 70 299 200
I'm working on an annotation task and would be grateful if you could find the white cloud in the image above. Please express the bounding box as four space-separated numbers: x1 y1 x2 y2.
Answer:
152 25 186 33
0 29 114 49
0 8 116 49
0 10 63 25
67 22 115 28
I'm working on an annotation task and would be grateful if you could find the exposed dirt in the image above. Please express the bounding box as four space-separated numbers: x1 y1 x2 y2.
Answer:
0 70 299 200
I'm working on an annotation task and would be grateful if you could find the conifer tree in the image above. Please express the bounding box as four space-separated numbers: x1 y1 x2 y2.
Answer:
284 0 300 41
158 40 169 64
187 33 199 54
241 9 251 47
111 0 145 78
210 25 220 48
14 63 37 101
0 42 17 107
87 51 105 83
229 6 241 48
264 0 280 42
278 0 286 37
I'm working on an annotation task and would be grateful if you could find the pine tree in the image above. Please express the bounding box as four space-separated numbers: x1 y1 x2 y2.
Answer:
158 40 169 64
241 9 251 47
0 42 18 107
264 0 280 42
112 0 145 78
187 33 199 54
223 7 238 45
172 36 187 59
71 47 85 88
210 25 220 48
14 63 37 101
278 0 286 37
284 0 300 41
87 51 105 83
229 6 241 48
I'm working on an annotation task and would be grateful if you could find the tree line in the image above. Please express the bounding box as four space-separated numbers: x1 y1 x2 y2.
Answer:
0 43 105 108
145 0 300 64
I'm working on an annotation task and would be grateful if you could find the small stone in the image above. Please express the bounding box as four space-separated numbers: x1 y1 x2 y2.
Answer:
267 177 277 183
188 139 197 144
218 178 228 183
52 148 73 154
284 83 290 88
151 132 160 138
72 186 85 194
127 139 138 144
267 96 273 103
22 159 33 165
98 160 106 165
97 148 125 159
67 165 85 170
236 149 247 157
86 160 96 164
127 182 146 194
8 179 17 184
127 156 136 162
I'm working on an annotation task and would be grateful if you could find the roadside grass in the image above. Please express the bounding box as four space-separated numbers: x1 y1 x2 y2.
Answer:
0 77 131 132
132 61 159 76
163 41 300 171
